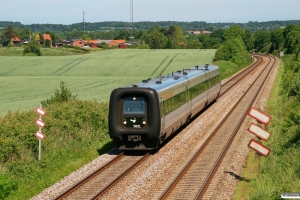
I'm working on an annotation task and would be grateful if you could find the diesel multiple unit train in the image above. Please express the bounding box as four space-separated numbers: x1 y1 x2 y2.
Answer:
108 64 221 150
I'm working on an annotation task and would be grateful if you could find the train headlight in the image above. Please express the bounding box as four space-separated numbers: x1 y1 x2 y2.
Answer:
143 118 146 124
123 119 127 124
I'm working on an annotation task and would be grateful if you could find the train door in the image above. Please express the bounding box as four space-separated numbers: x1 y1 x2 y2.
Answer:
207 76 212 103
160 100 165 131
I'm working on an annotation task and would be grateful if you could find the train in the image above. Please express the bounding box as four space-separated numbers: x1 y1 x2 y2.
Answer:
108 64 221 150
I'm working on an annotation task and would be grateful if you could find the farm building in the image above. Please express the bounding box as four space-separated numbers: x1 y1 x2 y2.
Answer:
66 39 85 47
86 39 128 48
10 35 21 45
43 34 52 47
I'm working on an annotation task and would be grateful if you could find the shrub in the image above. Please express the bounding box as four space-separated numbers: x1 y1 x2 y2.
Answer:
23 41 41 56
41 81 77 106
44 39 51 47
0 175 18 199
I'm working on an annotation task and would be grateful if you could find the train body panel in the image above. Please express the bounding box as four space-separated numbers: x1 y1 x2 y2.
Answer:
108 65 221 150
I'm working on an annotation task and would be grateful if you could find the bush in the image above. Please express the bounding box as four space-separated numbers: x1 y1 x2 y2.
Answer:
0 175 18 199
23 41 41 56
44 39 51 47
41 81 77 106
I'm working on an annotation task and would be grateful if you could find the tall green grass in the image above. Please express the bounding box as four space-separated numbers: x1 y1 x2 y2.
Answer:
233 58 300 199
0 49 216 116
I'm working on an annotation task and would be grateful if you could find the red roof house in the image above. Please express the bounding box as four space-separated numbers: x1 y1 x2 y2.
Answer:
43 34 52 47
10 35 21 45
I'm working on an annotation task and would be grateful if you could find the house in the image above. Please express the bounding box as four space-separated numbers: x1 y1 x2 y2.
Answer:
86 39 128 48
118 43 132 48
43 34 52 47
10 35 21 45
188 31 201 35
203 30 212 34
85 40 98 48
110 40 126 47
66 39 85 47
188 30 212 35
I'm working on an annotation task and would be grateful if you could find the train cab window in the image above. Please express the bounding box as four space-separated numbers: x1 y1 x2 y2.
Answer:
123 96 146 115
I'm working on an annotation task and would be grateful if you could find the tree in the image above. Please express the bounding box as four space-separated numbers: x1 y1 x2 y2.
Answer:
270 28 284 51
114 30 130 40
167 26 186 49
20 28 31 40
81 33 91 41
243 29 253 52
1 25 15 46
285 25 300 53
41 81 77 105
210 28 225 42
202 37 222 49
198 34 210 43
44 39 51 47
224 25 244 40
34 34 40 44
3 25 15 40
23 40 41 56
143 26 167 49
186 39 202 49
253 30 271 52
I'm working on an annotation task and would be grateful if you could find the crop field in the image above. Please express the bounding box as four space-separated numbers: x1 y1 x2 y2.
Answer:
0 49 216 116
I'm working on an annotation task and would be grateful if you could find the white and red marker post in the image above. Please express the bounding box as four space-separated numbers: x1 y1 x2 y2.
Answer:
35 104 46 163
247 107 272 180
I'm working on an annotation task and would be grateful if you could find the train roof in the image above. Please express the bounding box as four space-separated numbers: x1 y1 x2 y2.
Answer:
123 65 220 91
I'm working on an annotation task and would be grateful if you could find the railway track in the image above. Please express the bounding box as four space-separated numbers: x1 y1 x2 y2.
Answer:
47 55 276 200
55 151 150 200
158 55 275 199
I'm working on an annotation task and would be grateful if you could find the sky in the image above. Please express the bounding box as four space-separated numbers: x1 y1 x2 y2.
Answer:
1 0 299 25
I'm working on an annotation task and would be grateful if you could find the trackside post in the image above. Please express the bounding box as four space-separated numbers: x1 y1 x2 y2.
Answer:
35 104 46 163
247 107 272 180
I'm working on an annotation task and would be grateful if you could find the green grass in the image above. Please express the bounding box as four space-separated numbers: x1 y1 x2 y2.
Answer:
0 49 216 116
0 46 89 56
233 59 300 199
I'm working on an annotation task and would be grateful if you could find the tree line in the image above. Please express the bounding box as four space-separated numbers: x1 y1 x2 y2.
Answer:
1 20 300 33
1 22 300 60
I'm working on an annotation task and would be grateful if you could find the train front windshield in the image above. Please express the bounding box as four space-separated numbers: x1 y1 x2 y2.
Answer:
123 96 146 115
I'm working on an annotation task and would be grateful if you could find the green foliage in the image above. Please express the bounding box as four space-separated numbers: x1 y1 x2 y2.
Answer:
186 39 201 49
97 42 109 49
215 38 250 66
81 33 90 41
0 175 18 199
280 60 300 99
234 54 300 200
284 25 300 54
3 25 15 40
143 26 167 49
224 25 244 40
44 39 51 47
202 37 222 49
114 29 131 40
0 96 110 199
253 30 271 52
23 40 41 56
270 29 284 51
41 81 77 106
